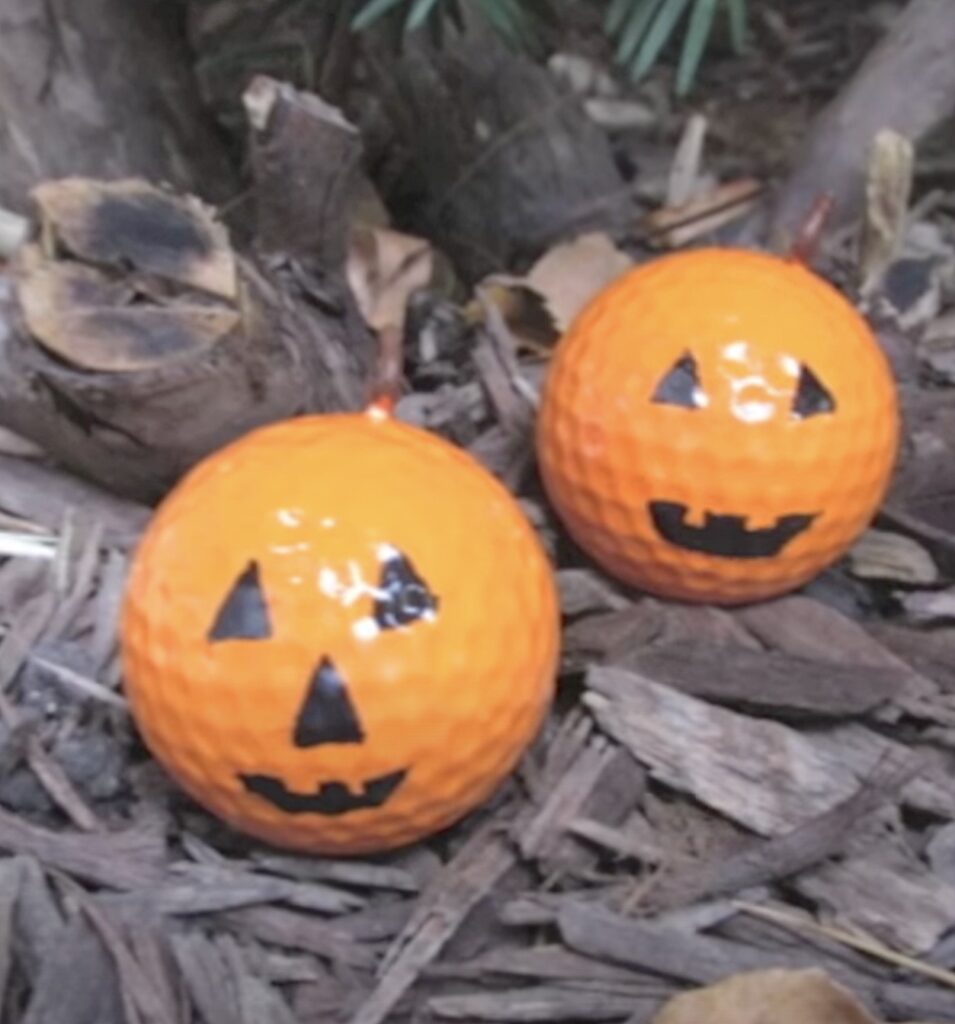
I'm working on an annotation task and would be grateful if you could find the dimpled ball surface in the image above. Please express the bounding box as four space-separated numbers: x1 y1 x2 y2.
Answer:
536 247 900 604
121 411 559 855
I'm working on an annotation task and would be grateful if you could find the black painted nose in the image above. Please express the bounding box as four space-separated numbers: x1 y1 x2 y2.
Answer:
293 657 364 748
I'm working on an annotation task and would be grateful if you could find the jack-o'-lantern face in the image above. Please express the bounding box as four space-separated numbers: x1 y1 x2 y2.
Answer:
536 247 900 604
212 545 436 818
644 339 834 558
122 412 559 854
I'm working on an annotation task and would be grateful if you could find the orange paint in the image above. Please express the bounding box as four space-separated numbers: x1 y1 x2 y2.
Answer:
536 247 900 604
121 410 559 854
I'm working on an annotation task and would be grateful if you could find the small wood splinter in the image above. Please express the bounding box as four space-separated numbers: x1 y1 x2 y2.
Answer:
788 193 835 267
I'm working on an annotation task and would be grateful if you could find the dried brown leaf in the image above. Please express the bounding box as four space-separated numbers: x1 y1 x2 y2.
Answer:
650 968 880 1024
346 226 433 334
477 232 633 353
523 232 633 331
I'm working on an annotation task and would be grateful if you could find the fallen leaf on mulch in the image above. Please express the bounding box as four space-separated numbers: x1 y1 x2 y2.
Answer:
475 231 633 353
525 232 633 330
650 967 880 1024
346 226 435 334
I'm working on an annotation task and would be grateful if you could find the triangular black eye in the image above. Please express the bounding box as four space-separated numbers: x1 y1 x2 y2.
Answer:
374 549 438 630
793 364 835 418
293 657 364 748
652 352 701 408
207 561 272 641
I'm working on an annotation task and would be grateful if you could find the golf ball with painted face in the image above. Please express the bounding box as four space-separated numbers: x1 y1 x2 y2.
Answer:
535 247 900 604
121 410 559 854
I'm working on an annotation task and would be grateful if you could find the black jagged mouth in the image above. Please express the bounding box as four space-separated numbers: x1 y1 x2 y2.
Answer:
239 767 408 815
649 501 817 559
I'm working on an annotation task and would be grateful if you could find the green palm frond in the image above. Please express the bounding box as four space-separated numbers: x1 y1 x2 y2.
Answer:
350 0 542 49
604 0 748 94
351 0 748 95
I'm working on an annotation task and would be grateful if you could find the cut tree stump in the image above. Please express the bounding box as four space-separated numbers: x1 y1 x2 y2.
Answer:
0 78 377 504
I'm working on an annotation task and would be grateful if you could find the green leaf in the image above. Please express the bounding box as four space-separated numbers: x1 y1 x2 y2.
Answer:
606 0 635 35
726 0 748 53
676 0 718 95
351 0 407 32
631 0 694 81
476 0 534 46
405 0 441 32
615 0 666 66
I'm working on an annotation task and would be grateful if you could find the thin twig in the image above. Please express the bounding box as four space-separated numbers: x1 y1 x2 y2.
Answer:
735 901 955 990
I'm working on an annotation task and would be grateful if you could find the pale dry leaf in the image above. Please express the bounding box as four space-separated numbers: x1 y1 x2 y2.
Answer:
346 226 433 334
847 529 938 584
650 967 880 1024
859 130 915 296
471 279 557 356
524 232 633 331
473 232 633 355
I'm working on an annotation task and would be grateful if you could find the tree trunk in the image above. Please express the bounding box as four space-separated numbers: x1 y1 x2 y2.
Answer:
765 0 955 246
0 0 237 210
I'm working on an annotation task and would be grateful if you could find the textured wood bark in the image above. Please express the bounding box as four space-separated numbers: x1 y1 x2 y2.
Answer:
0 0 237 209
0 80 377 504
361 18 634 284
185 4 634 285
767 0 955 245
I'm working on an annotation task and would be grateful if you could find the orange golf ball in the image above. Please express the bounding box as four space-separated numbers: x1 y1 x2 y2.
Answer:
536 247 900 604
121 408 559 854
